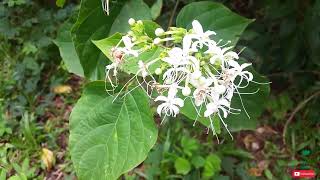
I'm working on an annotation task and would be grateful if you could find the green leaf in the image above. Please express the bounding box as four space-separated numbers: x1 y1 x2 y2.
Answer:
69 81 158 179
203 154 221 178
264 169 274 180
151 0 163 20
174 157 191 175
181 136 199 157
93 21 162 75
54 18 84 77
72 0 152 79
176 1 254 46
191 156 205 169
56 0 66 8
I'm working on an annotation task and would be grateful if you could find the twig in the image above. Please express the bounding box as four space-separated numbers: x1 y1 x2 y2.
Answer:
282 90 320 146
167 0 180 30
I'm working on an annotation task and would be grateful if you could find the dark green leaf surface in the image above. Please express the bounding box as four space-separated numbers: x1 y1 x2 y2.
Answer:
176 1 253 46
69 81 158 180
72 0 151 79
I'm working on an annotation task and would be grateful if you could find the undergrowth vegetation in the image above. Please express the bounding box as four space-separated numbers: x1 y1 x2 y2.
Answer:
0 0 319 179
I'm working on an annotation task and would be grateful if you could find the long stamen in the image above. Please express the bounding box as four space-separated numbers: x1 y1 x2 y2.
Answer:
217 113 233 140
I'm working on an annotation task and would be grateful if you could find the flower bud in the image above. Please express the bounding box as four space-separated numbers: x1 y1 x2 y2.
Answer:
155 28 165 36
128 18 136 25
137 20 143 25
182 87 191 96
191 71 202 79
127 31 134 36
154 38 161 45
155 68 162 75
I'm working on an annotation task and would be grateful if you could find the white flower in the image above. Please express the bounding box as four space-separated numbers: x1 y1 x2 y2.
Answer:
191 76 213 106
155 85 184 117
163 46 199 71
163 67 189 84
138 60 148 78
227 60 253 86
118 36 139 57
188 20 216 51
204 97 230 118
206 46 239 66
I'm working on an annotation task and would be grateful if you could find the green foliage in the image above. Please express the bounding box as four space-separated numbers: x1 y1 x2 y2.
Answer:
176 1 253 46
70 0 152 79
203 154 221 178
1 0 319 179
174 157 191 175
150 0 163 20
54 16 84 77
69 81 158 179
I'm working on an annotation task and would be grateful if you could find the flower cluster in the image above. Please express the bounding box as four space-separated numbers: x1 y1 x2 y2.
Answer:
106 18 260 140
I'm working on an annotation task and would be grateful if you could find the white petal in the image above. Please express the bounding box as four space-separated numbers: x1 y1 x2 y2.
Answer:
220 107 229 118
228 60 240 69
157 103 167 116
192 20 203 34
170 105 180 117
168 85 178 98
122 36 133 48
195 98 203 106
225 51 239 59
183 36 192 52
204 30 216 37
204 109 214 117
241 63 252 70
173 98 184 107
155 96 168 102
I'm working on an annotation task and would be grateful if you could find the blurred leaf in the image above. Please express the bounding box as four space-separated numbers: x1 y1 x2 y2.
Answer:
151 0 163 20
191 156 205 169
22 42 37 55
222 149 254 159
176 1 253 46
69 81 158 179
264 169 274 180
174 157 191 175
41 148 54 171
21 113 37 148
181 136 199 157
56 0 66 8
203 154 221 178
71 0 152 79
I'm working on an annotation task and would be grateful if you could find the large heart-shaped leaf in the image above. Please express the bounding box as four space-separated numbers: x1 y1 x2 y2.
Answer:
176 1 253 46
72 0 152 79
69 81 158 179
